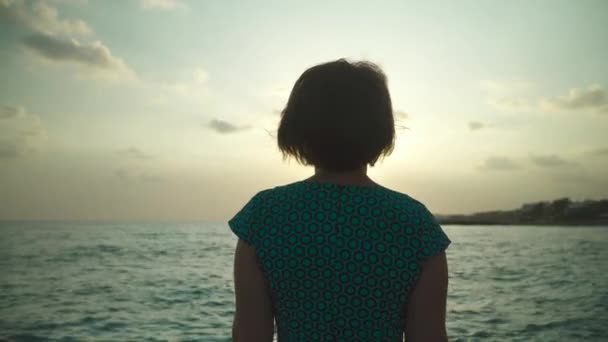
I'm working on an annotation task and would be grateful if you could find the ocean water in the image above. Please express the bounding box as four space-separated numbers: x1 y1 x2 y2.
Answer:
0 222 607 341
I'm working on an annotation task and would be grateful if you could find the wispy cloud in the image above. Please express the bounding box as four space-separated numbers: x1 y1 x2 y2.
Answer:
481 79 608 115
0 104 46 160
162 68 207 97
488 97 533 112
586 147 608 157
468 121 485 131
114 167 164 183
478 156 521 171
49 0 89 5
140 172 164 183
480 79 534 112
22 33 135 80
0 105 25 119
147 67 209 104
0 140 20 159
139 0 184 10
530 154 577 168
207 119 251 134
262 86 290 99
116 147 153 160
394 110 408 119
114 167 130 182
480 79 532 94
540 85 608 114
0 0 91 36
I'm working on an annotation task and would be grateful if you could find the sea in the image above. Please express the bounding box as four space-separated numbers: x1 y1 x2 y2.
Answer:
0 222 607 341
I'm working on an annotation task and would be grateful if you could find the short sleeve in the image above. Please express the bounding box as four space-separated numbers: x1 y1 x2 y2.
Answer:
413 203 451 262
228 191 266 247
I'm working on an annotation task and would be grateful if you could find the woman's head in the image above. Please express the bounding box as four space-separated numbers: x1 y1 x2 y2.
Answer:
278 59 395 172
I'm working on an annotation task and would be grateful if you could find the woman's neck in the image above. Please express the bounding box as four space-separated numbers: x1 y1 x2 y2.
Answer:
306 167 378 187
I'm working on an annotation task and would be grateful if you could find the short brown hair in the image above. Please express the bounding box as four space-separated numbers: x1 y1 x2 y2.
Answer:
277 59 395 172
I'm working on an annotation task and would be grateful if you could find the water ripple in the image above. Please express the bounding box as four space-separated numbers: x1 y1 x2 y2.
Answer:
0 223 606 341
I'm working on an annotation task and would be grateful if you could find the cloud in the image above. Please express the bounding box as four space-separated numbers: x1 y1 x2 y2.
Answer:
49 0 89 5
540 85 608 114
140 172 164 183
147 67 209 103
192 68 208 83
263 86 290 99
468 121 485 131
530 154 577 168
0 104 46 160
0 140 20 159
116 147 153 160
114 168 130 182
114 167 163 183
482 80 608 114
207 119 251 134
0 105 25 119
480 79 532 94
488 97 533 112
21 33 135 80
480 79 534 113
394 110 408 119
0 0 91 36
163 68 207 97
2 1 134 82
393 110 410 131
587 147 608 157
479 156 521 171
139 0 184 10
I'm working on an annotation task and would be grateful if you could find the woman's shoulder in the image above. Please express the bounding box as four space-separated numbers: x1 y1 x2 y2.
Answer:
244 181 306 205
375 186 431 211
251 181 304 197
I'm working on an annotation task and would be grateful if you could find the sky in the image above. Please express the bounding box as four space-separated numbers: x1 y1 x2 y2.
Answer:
0 0 607 221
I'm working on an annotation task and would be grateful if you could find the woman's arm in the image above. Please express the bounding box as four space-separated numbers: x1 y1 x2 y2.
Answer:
232 239 274 342
404 251 449 341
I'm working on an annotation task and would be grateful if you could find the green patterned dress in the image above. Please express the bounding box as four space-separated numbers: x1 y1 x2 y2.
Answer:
229 180 451 341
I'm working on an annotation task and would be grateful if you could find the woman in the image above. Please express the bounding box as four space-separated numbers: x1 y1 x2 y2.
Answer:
229 59 451 341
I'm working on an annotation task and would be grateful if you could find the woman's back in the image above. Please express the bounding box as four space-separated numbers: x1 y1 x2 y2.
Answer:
229 180 451 341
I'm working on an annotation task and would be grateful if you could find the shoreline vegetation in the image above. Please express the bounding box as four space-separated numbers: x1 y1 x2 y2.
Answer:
437 198 608 226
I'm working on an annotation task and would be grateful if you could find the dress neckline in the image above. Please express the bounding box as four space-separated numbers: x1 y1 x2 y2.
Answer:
297 179 385 190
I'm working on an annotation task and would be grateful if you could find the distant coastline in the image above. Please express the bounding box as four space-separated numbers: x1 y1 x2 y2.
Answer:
437 198 608 226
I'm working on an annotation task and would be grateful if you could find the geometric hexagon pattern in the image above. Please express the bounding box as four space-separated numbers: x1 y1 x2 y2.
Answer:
229 180 451 341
